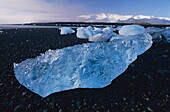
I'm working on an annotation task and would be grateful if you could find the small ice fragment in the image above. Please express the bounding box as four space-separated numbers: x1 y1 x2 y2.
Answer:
0 31 3 34
59 27 75 35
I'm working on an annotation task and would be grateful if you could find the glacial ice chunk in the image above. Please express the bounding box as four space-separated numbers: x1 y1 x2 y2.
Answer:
146 27 163 35
117 25 152 54
88 27 117 42
165 27 170 30
93 27 103 34
102 26 117 40
110 33 152 55
110 35 124 41
147 27 170 42
14 25 153 97
162 29 170 42
119 25 146 36
59 27 75 35
76 26 94 39
14 40 138 97
88 33 108 42
126 33 152 55
76 26 117 41
146 27 164 42
115 26 122 31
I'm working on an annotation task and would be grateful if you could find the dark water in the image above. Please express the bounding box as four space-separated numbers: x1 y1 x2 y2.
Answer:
0 28 169 112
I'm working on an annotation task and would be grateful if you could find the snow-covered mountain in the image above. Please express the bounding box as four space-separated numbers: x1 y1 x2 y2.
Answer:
78 13 170 24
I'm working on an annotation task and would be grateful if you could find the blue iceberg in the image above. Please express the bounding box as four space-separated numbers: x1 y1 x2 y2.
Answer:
14 25 153 97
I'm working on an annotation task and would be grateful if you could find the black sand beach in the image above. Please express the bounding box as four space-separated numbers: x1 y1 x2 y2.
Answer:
0 28 170 111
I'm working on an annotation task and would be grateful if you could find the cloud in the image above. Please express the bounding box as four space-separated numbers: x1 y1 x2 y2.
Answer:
0 0 84 24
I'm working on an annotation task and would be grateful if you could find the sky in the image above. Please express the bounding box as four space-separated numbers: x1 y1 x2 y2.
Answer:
0 0 169 24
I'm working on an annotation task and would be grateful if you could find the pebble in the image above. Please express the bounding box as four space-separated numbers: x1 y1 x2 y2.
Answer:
22 92 27 96
0 83 3 86
58 109 62 112
14 105 24 112
162 55 168 58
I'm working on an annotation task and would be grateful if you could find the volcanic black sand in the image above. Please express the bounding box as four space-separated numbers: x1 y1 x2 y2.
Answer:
0 28 169 112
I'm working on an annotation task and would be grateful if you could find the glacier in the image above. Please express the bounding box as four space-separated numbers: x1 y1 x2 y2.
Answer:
14 25 153 97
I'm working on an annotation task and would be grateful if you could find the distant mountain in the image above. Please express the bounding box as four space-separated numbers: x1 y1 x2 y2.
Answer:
78 13 170 24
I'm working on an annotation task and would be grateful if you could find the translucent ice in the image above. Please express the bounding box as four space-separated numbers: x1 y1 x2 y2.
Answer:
89 27 117 42
165 27 170 30
76 26 94 39
113 25 152 55
14 41 135 97
119 25 145 36
146 27 163 35
59 27 75 35
88 33 108 42
162 29 170 42
76 26 117 41
14 25 153 97
146 27 170 42
93 27 103 34
102 26 117 40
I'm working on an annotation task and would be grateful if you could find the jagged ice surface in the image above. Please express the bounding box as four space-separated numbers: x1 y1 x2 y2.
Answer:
76 26 117 41
117 25 153 55
76 26 94 39
14 25 153 97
